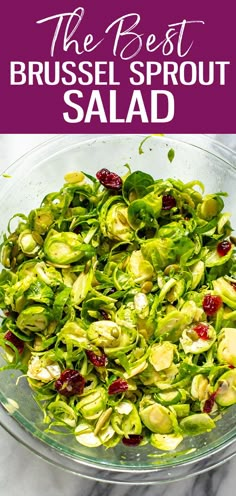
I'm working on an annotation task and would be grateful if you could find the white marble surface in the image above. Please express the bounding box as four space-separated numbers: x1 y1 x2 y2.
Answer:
1 134 236 496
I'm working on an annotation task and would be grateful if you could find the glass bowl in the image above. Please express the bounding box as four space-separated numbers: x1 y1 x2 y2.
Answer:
1 134 236 485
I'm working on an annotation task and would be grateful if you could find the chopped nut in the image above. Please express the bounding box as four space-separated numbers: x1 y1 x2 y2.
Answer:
141 281 153 293
94 407 113 435
164 264 180 276
64 171 85 184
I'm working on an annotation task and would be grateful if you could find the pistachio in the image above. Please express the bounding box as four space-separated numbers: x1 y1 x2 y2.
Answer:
164 264 180 276
94 407 113 435
141 281 153 293
64 171 85 183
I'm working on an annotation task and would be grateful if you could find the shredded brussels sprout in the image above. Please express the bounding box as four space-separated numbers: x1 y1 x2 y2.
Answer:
1 156 236 453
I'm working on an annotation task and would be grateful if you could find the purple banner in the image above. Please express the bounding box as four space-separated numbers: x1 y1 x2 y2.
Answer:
0 0 235 132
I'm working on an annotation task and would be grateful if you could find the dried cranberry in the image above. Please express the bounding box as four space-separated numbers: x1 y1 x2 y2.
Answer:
229 364 235 369
55 369 85 397
202 294 222 316
100 309 110 320
122 435 143 446
230 282 236 291
193 323 209 340
86 350 108 367
162 195 176 210
96 168 122 190
108 378 128 395
217 240 232 257
4 331 24 354
203 392 217 413
73 226 81 234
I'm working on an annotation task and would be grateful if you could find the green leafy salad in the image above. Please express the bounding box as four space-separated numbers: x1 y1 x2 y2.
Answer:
0 161 236 452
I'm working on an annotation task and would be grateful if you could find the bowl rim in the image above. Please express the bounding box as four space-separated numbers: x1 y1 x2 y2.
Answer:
1 400 236 484
1 134 236 180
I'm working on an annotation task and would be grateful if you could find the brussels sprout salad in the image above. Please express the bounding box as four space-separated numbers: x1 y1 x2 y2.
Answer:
0 161 236 452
